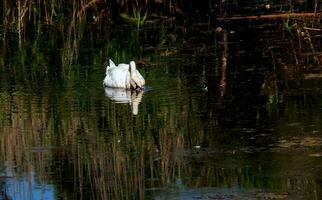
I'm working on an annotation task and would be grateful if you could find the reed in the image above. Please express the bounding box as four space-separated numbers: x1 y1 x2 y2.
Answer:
0 1 321 199
0 0 186 30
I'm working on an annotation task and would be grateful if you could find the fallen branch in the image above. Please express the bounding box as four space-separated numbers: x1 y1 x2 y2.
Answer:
217 12 321 21
301 51 322 56
303 27 322 31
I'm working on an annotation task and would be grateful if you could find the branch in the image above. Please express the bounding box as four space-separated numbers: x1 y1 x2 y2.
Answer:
217 12 321 21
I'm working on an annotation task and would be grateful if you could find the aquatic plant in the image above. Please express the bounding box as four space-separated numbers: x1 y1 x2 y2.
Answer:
283 18 297 33
120 8 147 30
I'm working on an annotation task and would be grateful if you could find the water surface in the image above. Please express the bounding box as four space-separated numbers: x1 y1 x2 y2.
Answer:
0 20 322 199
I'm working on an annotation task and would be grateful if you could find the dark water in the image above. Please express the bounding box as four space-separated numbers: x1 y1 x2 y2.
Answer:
1 20 322 200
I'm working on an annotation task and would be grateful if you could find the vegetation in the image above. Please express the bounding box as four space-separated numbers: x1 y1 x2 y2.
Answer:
0 1 322 199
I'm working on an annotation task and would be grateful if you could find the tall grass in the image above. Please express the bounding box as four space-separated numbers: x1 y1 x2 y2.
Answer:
0 0 191 77
0 0 187 30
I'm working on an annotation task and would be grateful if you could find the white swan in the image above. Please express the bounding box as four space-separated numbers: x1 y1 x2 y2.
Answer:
103 59 145 89
104 87 143 115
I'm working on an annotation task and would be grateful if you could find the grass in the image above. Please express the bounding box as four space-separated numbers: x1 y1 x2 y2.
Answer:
120 8 147 30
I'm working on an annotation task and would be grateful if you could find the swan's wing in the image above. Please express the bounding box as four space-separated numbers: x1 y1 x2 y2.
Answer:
116 64 131 88
105 59 117 75
126 71 132 89
104 66 130 88
105 65 109 75
118 63 129 69
109 59 117 68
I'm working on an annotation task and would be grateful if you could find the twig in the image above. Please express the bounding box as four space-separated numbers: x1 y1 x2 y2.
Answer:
303 27 322 31
77 0 101 18
218 12 321 21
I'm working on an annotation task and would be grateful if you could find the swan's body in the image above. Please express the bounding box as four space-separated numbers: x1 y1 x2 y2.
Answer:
103 59 145 89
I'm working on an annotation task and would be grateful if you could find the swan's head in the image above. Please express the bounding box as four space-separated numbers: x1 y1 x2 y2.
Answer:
129 61 143 89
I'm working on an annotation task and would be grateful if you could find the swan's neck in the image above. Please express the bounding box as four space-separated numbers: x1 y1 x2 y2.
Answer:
129 61 136 74
129 61 142 89
129 62 137 80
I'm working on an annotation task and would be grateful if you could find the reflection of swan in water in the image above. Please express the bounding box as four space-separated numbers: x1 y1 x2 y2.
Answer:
104 87 143 115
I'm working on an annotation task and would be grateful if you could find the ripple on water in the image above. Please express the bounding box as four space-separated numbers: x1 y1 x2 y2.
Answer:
151 187 289 200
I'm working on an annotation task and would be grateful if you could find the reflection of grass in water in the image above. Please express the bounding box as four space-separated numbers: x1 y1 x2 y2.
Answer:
0 89 182 199
0 68 322 199
0 66 200 199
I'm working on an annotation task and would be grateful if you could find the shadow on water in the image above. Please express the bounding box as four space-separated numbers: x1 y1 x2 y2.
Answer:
1 11 322 200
